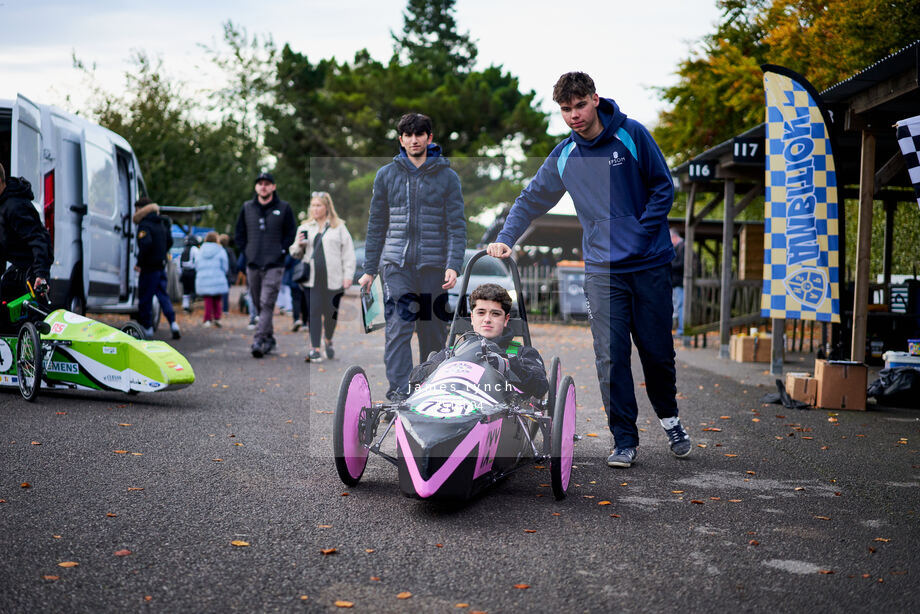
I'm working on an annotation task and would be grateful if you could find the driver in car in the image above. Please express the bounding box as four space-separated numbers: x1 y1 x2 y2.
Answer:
408 283 548 398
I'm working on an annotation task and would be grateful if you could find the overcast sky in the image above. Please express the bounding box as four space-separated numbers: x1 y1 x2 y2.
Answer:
1 0 722 133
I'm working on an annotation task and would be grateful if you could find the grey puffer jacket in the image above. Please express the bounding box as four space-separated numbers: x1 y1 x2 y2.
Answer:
363 145 466 276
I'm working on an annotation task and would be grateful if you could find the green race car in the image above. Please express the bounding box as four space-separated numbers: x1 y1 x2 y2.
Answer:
1 290 194 401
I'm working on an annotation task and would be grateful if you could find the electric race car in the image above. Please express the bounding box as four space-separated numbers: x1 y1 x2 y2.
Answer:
333 250 578 501
1 286 194 401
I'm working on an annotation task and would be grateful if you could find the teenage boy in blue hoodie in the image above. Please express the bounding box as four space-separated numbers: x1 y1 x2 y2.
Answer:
487 72 690 468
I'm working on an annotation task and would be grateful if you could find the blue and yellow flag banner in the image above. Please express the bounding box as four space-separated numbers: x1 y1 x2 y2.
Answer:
761 65 841 324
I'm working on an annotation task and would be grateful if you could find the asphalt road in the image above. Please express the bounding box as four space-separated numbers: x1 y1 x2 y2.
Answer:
1 294 917 613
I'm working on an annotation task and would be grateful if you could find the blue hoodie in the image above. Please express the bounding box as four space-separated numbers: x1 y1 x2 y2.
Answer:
496 98 675 273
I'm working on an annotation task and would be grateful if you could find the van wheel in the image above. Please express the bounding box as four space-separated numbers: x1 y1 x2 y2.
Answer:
67 293 86 316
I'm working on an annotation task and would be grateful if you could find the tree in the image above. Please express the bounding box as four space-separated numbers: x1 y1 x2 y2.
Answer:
77 52 264 231
260 0 555 241
392 0 478 77
654 0 920 164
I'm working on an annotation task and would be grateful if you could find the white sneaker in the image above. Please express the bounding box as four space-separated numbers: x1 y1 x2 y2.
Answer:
203 321 212 328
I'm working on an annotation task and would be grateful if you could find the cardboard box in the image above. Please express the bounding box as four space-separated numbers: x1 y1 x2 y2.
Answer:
814 359 867 411
785 372 817 406
730 334 772 363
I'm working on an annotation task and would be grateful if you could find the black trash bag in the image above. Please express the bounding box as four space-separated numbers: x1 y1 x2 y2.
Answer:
867 367 920 408
760 379 810 410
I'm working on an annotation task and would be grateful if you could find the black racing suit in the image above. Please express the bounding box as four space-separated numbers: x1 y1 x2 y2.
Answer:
408 329 549 398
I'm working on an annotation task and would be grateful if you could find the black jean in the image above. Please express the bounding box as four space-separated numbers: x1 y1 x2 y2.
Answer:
308 284 343 348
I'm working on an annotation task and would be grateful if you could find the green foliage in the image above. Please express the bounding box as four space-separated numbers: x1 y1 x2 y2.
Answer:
392 0 478 77
654 0 920 164
262 0 555 240
76 52 263 232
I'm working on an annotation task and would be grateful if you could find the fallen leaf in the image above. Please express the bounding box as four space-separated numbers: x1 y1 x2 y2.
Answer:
435 543 443 548
231 540 250 547
113 549 132 556
131 453 143 456
300 595 309 601
365 549 375 553
749 540 760 546
340 492 349 497
710 497 721 501
533 465 545 469
21 482 31 488
690 500 704 505
619 482 628 487
212 458 223 462
53 535 61 538
43 575 59 581
814 516 831 521
728 499 743 503
724 454 738 457
396 592 412 599
321 548 337 555
819 570 835 575
697 443 707 448
57 561 78 568
317 524 332 528
598 501 611 505
514 583 530 589
746 471 756 475
127 487 144 491
56 412 67 415
702 427 722 432
370 576 380 581
523 529 537 533
610 514 621 518
874 538 890 543
118 423 132 427
334 601 354 608
719 416 731 419
585 433 599 437
671 490 684 494
144 596 152 602
31 441 41 445
794 487 805 492
114 450 128 454
551 512 561 516
456 604 469 608
106 513 117 517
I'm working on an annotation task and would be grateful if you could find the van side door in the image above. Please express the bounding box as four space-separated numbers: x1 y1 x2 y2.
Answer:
11 94 42 213
81 126 122 306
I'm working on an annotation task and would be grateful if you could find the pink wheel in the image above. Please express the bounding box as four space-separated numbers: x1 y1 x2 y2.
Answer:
551 375 576 500
333 365 372 486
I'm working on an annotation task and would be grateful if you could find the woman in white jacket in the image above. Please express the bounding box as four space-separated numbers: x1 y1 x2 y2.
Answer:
289 191 356 362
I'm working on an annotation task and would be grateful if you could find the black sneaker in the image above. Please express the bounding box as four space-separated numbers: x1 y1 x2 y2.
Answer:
386 389 408 403
264 337 277 354
607 447 637 468
306 349 322 363
251 342 265 358
325 340 334 360
664 420 691 458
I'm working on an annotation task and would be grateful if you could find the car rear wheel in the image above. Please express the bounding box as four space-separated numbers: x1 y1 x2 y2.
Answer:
333 365 372 486
551 375 577 500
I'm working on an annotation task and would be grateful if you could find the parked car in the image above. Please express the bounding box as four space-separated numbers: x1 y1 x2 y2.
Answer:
2 94 146 315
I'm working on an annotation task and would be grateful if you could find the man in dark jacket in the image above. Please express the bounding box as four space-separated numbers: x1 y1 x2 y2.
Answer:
0 163 52 306
134 197 180 339
408 284 548 398
234 172 296 357
358 113 466 401
487 72 690 469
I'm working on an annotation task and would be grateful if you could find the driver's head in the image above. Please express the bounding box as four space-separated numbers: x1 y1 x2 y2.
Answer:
470 283 512 340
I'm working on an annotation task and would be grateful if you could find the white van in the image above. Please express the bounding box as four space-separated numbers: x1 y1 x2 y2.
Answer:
1 94 145 314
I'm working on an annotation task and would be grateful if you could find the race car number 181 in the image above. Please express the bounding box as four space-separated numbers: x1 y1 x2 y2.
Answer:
411 397 478 419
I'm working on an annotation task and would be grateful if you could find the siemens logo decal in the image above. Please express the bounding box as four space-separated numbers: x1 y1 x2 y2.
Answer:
47 361 79 375
782 113 819 266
